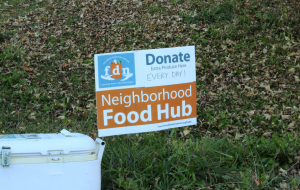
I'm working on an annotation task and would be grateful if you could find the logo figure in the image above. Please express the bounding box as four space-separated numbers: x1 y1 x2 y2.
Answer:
110 59 122 79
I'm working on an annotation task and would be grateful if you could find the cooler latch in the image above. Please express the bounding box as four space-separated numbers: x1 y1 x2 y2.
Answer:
61 129 75 137
2 146 11 167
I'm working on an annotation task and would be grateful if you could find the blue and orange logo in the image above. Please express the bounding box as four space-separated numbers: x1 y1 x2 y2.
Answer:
98 53 136 88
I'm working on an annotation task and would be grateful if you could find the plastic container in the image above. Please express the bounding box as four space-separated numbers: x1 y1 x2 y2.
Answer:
0 130 105 190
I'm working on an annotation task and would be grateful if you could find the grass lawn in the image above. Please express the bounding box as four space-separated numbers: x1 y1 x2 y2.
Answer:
0 0 300 189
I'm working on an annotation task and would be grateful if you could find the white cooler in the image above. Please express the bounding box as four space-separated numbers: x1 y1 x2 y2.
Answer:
0 129 105 190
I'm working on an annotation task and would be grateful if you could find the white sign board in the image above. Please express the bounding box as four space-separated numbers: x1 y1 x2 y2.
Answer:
95 46 197 137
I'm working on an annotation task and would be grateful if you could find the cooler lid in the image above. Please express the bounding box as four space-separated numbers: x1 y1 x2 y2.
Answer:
0 130 96 156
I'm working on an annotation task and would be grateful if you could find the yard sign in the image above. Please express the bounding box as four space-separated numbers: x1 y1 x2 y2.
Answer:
95 46 197 137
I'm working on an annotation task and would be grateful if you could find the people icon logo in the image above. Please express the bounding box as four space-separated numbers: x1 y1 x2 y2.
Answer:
98 53 136 88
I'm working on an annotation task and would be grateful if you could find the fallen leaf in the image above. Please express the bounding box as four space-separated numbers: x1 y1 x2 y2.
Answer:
25 67 33 72
89 133 96 140
281 114 290 120
17 122 26 131
248 110 255 116
190 24 196 29
264 114 271 120
263 48 268 54
279 182 287 189
183 127 191 136
288 121 295 128
83 112 87 117
263 132 271 137
288 68 295 73
254 178 262 186
155 177 160 185
265 85 270 92
288 51 300 57
208 92 217 96
28 112 36 120
235 133 244 140
279 168 287 176
58 115 65 119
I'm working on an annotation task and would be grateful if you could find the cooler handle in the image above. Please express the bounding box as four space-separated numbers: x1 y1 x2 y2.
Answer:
95 138 106 161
